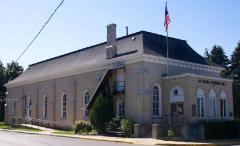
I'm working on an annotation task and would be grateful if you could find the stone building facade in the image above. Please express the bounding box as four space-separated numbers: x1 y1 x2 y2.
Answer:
5 24 233 137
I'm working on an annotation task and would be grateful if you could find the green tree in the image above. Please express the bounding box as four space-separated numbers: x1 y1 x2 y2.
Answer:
0 61 6 121
89 95 114 134
229 42 240 79
209 45 229 68
5 61 23 82
229 41 240 118
0 61 23 121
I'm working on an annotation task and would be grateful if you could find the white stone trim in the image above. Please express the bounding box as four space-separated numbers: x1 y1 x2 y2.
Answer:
6 53 225 88
143 54 224 73
163 73 233 82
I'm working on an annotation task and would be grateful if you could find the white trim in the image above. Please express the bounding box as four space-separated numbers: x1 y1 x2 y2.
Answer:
163 73 233 82
143 54 224 73
6 54 225 88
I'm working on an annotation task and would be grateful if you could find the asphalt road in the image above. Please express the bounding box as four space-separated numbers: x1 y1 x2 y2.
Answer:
0 130 145 146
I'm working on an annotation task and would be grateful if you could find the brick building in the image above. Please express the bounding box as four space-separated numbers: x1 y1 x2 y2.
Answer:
5 24 233 138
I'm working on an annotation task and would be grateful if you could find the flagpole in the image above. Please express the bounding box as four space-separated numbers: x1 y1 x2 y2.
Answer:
166 28 169 77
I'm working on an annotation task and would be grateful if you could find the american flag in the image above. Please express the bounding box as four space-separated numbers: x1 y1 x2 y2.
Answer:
164 2 171 31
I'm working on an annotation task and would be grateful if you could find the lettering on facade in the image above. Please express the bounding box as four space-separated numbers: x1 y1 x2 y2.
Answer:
198 79 225 86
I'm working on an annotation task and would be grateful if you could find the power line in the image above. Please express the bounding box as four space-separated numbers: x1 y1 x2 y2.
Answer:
15 0 64 62
0 0 8 24
4 0 36 44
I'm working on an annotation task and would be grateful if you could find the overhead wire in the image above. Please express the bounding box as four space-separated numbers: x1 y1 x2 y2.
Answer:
15 0 64 62
0 0 8 24
4 0 36 44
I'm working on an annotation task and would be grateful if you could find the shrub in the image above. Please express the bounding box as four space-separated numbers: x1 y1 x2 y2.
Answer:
201 120 240 139
89 95 114 134
120 118 133 137
106 116 121 133
167 129 175 138
74 120 92 134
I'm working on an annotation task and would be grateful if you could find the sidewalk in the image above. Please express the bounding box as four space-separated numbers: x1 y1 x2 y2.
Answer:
2 124 240 146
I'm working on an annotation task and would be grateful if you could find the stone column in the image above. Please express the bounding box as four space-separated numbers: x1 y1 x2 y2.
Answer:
152 124 160 139
134 124 143 137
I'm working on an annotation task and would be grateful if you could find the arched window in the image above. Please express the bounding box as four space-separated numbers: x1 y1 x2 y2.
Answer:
209 89 217 118
27 97 32 117
197 88 204 118
43 95 48 119
84 91 90 107
220 90 227 118
170 86 184 103
83 90 90 119
152 85 161 117
61 94 67 118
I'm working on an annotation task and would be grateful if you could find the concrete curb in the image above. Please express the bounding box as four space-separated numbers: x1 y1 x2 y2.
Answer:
1 129 240 146
0 129 134 145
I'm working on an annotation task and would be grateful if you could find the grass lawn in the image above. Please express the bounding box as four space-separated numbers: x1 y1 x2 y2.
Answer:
52 130 97 135
0 122 42 132
52 130 75 135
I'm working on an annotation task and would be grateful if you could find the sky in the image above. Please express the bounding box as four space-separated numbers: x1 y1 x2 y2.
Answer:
0 0 239 69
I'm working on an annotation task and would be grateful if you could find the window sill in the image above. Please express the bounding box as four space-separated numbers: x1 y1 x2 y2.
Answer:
60 117 67 120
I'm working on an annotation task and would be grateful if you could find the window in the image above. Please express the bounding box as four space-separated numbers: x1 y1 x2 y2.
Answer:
13 100 16 116
173 89 178 96
209 89 217 118
84 92 90 106
152 85 161 117
83 90 90 119
28 97 32 117
43 96 48 119
220 91 227 118
117 101 125 117
196 89 204 118
61 94 67 118
170 87 184 103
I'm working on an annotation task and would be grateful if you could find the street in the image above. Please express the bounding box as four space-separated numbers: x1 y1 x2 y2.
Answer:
0 130 145 146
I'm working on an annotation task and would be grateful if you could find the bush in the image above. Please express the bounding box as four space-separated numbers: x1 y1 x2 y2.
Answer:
201 120 240 139
120 118 133 137
89 95 114 134
106 116 121 133
74 120 92 134
167 129 175 138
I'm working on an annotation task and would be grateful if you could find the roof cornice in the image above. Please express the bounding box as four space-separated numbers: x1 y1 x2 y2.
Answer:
162 73 233 82
6 54 225 88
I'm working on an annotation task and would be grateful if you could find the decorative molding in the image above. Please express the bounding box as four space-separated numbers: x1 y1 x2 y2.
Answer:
163 73 233 82
143 54 224 73
6 53 225 88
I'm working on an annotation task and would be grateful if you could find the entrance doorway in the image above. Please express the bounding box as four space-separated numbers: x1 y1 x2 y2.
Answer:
170 103 184 124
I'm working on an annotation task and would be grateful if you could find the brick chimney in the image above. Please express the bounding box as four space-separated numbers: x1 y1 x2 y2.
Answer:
106 24 117 59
